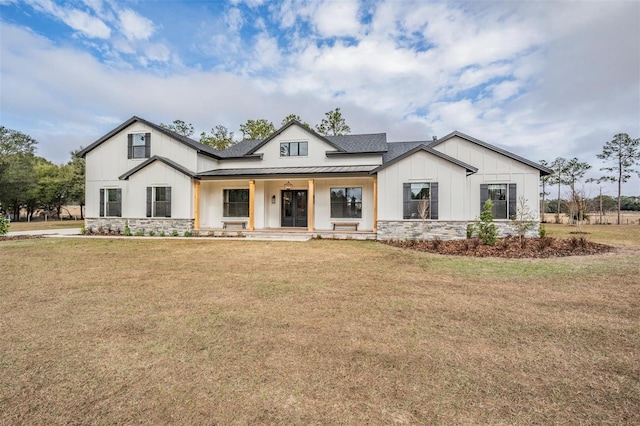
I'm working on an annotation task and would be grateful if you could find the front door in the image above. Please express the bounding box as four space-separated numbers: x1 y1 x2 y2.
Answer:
281 190 307 227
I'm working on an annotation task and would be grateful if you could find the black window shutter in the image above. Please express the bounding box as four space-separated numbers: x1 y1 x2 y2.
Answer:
430 182 439 220
146 187 152 217
402 183 411 219
127 134 133 159
165 187 171 217
116 189 122 217
99 189 105 217
480 184 489 213
508 183 517 219
144 133 151 158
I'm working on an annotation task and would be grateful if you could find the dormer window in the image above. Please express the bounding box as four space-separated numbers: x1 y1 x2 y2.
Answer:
280 141 308 157
128 133 151 159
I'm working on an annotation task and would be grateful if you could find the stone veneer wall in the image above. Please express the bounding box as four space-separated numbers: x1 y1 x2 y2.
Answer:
85 218 194 234
376 220 540 241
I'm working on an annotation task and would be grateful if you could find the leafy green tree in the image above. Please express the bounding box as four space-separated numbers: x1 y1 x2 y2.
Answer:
281 114 309 128
0 126 37 156
595 133 640 224
620 196 640 211
0 152 38 220
315 107 351 136
200 125 236 150
239 119 275 140
35 158 67 218
159 119 195 137
66 149 85 219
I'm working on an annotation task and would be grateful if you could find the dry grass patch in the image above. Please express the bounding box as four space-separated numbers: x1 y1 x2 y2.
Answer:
544 223 640 247
1 237 639 424
6 220 82 232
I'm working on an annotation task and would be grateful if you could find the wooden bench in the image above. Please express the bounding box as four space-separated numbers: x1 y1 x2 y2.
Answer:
331 222 359 231
222 220 247 229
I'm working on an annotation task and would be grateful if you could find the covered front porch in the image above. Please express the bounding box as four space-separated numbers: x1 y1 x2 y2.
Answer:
193 172 378 233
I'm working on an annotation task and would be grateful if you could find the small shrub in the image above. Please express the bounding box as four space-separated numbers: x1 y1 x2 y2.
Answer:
106 225 112 235
148 230 155 237
431 237 443 251
159 231 165 237
183 230 192 237
568 236 588 249
0 215 8 236
476 200 498 246
539 223 546 238
79 223 86 235
124 226 132 236
466 223 475 239
538 237 553 250
171 230 179 237
134 230 145 236
470 238 480 249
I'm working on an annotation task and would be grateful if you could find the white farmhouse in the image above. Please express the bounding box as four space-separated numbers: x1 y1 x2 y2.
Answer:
78 116 551 239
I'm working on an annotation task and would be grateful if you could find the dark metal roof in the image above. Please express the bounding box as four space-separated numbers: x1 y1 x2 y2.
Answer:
373 144 478 174
198 165 377 179
216 139 263 158
428 131 553 176
119 155 198 180
325 133 388 153
78 116 222 159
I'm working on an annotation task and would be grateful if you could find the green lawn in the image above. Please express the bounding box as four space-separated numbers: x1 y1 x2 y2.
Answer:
1 228 638 424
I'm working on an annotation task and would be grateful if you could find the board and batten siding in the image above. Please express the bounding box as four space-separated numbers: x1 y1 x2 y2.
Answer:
377 150 468 221
431 136 540 219
85 122 200 183
122 161 193 219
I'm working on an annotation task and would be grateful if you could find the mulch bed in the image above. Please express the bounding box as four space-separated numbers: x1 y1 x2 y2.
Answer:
383 236 613 258
0 235 44 242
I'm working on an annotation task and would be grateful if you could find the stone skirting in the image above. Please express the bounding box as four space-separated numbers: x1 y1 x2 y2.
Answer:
376 220 540 241
85 218 194 234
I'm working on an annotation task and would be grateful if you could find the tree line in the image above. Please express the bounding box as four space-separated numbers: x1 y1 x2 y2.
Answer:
0 126 84 221
159 107 351 150
540 133 639 225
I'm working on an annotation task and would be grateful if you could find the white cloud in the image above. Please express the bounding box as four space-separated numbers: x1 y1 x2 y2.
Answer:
1 0 638 193
314 0 361 38
26 0 111 38
117 8 155 41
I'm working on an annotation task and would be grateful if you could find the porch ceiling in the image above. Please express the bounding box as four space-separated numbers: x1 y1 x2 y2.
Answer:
197 165 377 180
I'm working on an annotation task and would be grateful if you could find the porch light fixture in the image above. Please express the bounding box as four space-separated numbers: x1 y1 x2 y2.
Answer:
271 195 276 204
283 181 293 190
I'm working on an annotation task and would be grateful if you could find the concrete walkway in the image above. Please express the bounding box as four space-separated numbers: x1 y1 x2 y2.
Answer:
7 228 82 237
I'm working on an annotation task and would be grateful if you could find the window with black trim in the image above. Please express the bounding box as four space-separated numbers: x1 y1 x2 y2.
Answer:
330 187 362 218
280 141 308 157
480 183 516 219
128 133 150 159
99 188 121 217
223 189 249 217
146 186 171 217
402 182 438 220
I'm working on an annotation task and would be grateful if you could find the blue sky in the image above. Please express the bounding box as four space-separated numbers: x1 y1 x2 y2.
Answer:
1 0 638 195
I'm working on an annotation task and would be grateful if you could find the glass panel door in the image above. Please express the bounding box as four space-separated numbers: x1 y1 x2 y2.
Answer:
281 190 307 227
